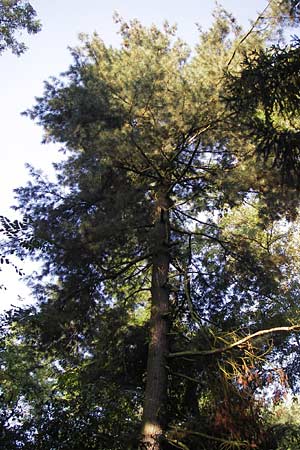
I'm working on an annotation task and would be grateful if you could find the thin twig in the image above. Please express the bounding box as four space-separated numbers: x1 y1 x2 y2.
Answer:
227 1 272 68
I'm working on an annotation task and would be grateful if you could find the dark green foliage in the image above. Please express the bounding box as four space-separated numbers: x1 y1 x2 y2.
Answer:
0 0 41 55
0 304 146 450
226 38 300 186
0 216 30 287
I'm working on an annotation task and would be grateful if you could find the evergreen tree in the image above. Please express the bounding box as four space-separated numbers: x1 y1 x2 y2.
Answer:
225 0 300 188
18 12 245 448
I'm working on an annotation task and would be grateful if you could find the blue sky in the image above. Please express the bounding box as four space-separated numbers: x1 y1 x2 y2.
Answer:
0 0 268 310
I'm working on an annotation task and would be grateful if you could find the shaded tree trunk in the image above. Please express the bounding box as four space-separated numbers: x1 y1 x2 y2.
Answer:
139 187 171 450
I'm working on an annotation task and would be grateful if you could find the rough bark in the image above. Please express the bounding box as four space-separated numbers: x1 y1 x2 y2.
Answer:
139 188 171 450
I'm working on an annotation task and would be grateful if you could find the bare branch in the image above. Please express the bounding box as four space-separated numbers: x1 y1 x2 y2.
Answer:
169 325 300 358
227 1 272 67
168 427 250 447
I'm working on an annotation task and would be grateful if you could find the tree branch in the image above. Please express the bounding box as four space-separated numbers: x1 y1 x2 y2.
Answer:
227 1 272 68
168 325 300 358
168 428 250 447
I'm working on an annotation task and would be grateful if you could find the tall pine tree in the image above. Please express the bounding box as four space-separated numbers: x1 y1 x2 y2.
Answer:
8 8 300 449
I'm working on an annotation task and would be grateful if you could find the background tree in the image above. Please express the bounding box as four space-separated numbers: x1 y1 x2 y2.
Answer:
0 0 41 55
0 0 41 286
225 0 300 188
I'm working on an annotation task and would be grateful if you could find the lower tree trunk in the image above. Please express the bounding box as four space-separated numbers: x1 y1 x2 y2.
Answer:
139 189 171 450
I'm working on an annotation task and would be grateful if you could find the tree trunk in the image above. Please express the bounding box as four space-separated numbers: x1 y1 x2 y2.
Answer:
139 188 171 450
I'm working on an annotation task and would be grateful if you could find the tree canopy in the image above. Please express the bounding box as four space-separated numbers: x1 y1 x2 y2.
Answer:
0 0 41 55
